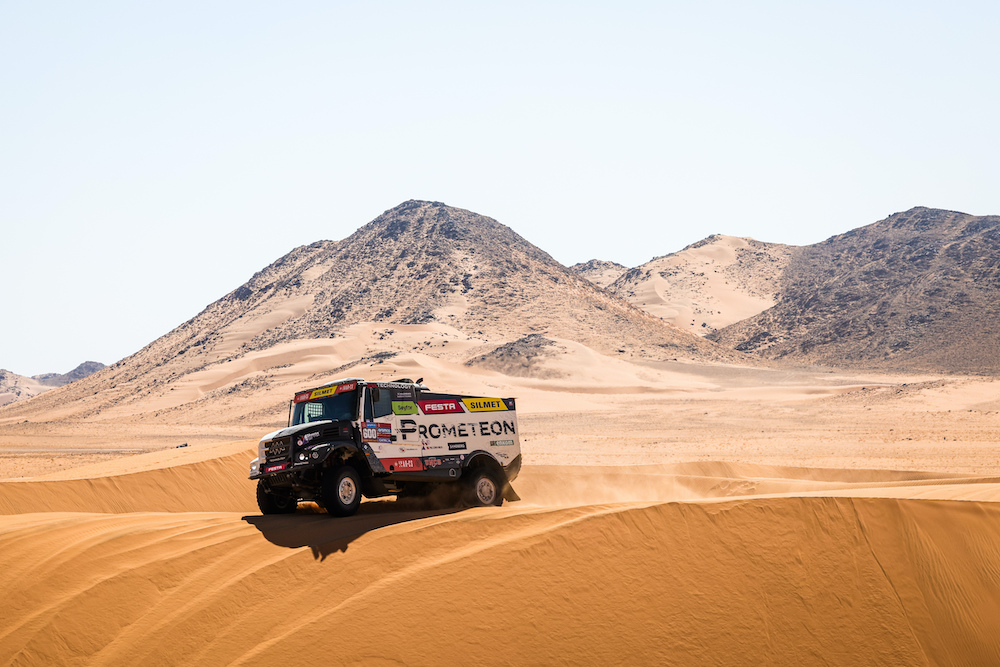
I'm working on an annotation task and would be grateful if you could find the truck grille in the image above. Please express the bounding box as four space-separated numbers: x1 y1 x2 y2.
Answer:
267 443 289 457
264 436 293 463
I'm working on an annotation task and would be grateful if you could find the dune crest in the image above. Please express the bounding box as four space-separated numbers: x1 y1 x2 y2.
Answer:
3 484 1000 664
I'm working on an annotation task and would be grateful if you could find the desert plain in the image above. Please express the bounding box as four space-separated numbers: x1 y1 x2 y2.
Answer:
3 202 1000 665
3 338 1000 665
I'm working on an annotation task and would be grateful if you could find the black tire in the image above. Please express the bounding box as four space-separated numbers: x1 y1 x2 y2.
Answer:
257 479 297 514
322 465 363 517
463 467 504 507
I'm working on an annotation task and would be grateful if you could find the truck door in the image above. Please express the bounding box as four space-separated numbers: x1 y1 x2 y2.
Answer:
363 385 423 472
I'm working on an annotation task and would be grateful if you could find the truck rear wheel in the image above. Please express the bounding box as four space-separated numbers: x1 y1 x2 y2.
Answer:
464 468 504 507
257 480 297 515
322 465 362 517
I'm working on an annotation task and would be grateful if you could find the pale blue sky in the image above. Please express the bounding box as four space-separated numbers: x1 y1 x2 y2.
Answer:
2 1 998 376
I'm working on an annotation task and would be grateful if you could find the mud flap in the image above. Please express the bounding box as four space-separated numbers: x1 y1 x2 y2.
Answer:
503 484 521 502
360 475 391 499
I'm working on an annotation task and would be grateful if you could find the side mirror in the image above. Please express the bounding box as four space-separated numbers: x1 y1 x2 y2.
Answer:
370 387 381 403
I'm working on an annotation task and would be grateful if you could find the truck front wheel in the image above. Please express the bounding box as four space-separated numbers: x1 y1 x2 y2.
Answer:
323 465 362 517
464 468 504 507
257 480 297 515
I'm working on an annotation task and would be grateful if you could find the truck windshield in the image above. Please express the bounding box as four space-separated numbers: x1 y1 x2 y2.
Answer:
292 390 358 425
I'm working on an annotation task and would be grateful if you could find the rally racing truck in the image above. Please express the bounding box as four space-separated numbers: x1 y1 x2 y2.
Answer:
249 378 522 516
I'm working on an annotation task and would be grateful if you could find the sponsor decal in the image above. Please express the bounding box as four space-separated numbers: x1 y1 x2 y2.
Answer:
424 454 462 468
392 388 414 401
303 382 357 401
421 455 462 468
384 457 424 471
309 385 339 400
417 420 516 439
265 463 287 473
461 398 509 412
418 399 465 414
296 432 321 447
448 441 467 451
361 422 392 443
361 422 377 442
297 382 357 402
392 401 419 415
490 439 515 447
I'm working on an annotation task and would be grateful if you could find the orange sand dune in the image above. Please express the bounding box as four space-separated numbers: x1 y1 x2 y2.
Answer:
3 450 1000 664
2 449 990 516
2 496 999 665
0 450 256 515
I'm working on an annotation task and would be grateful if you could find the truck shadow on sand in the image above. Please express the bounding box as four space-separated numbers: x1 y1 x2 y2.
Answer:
243 499 466 560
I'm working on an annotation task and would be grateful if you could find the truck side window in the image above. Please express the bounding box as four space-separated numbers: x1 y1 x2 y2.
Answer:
364 387 394 420
371 387 393 418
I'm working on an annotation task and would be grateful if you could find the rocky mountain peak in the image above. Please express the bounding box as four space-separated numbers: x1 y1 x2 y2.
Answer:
712 207 1000 372
1 201 736 421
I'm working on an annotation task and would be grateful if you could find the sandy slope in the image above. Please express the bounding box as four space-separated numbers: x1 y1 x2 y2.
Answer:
0 370 49 407
608 235 794 335
3 448 1000 664
4 333 1000 663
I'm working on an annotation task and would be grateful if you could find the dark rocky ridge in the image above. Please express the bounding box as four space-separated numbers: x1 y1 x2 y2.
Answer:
569 259 628 288
711 207 1000 373
465 334 565 378
33 361 106 387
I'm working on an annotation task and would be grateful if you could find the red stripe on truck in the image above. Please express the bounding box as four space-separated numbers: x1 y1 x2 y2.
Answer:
417 399 464 414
